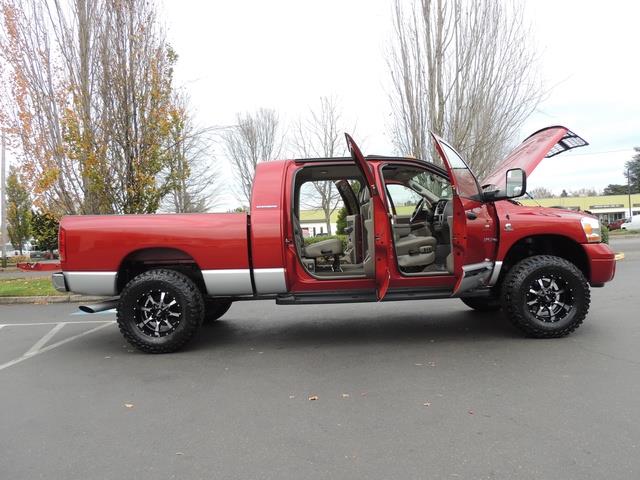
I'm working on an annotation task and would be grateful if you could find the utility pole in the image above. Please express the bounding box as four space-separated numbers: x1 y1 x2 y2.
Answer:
628 167 633 220
1 131 7 268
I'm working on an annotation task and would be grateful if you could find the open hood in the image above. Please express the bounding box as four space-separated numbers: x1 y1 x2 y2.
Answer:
481 126 588 188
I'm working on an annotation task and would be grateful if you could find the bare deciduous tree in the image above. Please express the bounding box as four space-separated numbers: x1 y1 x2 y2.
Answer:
292 96 350 235
528 186 554 199
388 0 541 178
161 94 222 213
0 0 200 215
222 108 283 206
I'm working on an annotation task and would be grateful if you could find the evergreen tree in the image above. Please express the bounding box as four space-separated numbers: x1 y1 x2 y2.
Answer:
336 206 347 235
6 167 31 254
31 211 59 253
624 147 640 193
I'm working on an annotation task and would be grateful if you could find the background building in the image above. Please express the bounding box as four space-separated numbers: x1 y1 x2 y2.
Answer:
520 194 640 223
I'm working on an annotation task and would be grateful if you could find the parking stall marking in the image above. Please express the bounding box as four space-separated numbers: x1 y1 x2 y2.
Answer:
0 320 115 327
24 322 66 357
0 320 115 372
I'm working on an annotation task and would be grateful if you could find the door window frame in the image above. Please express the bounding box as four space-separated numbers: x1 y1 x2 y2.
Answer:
377 161 456 278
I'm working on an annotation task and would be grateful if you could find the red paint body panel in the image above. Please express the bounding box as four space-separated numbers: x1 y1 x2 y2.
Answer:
493 202 589 261
482 126 568 187
60 213 249 271
250 161 288 271
583 243 616 284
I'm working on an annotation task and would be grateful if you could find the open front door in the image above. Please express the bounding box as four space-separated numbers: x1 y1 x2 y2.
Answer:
345 133 391 300
430 133 495 295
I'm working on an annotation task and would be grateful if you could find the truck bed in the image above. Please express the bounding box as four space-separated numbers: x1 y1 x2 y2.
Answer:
61 213 250 272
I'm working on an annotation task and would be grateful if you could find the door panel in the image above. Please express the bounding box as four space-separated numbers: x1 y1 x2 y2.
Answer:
345 133 391 300
430 133 497 294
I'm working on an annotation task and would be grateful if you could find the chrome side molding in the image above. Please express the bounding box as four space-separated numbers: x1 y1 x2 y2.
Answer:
254 268 287 294
202 269 253 296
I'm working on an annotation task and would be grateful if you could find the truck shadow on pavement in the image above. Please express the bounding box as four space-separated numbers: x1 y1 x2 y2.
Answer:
188 310 524 352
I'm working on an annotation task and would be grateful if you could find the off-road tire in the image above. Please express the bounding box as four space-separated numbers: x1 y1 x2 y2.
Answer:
204 299 232 323
501 255 590 338
460 296 501 312
117 269 204 353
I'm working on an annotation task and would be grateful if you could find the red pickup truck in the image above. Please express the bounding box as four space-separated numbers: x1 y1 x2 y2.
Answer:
52 126 616 353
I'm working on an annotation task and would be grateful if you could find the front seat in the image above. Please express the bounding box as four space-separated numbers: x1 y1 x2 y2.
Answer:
394 232 437 256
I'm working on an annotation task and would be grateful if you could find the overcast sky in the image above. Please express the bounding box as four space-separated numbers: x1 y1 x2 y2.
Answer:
162 0 640 207
1 0 637 225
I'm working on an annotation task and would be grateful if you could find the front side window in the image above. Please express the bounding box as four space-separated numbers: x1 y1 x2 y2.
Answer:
435 140 481 199
382 164 454 275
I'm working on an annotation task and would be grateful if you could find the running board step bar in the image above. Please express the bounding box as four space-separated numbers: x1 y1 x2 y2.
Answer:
276 288 453 305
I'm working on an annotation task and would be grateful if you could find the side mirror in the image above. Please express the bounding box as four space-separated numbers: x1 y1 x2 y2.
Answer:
505 168 526 198
481 168 527 202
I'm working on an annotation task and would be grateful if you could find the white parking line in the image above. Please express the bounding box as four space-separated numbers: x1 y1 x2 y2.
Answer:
0 320 116 327
25 323 66 357
0 321 115 372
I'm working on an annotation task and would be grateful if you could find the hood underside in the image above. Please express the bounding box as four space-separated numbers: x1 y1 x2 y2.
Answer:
481 126 588 187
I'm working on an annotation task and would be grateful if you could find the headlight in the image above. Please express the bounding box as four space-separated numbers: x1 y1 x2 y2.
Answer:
581 217 601 243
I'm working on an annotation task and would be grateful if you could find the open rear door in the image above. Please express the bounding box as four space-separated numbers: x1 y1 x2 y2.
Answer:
430 133 494 295
345 134 391 300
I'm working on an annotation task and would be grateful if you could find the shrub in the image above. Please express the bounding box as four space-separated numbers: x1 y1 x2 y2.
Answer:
335 207 347 234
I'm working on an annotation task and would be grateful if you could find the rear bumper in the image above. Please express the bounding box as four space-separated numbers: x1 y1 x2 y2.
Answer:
582 243 616 286
52 272 68 292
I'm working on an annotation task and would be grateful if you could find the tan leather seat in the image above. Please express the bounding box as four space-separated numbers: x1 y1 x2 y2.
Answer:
444 201 454 273
304 238 343 258
398 251 436 268
293 215 343 259
395 234 437 256
359 188 375 278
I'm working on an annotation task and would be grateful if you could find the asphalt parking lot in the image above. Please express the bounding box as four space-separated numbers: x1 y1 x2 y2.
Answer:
1 238 639 479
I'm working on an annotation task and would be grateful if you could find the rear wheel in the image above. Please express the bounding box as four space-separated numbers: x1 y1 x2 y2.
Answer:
117 269 204 353
501 255 590 338
460 296 501 312
204 299 232 323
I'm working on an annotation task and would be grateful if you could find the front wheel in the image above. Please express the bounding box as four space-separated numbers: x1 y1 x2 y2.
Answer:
117 269 204 353
501 255 590 338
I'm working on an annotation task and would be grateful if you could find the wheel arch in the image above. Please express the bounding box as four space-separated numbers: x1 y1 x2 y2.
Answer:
499 234 589 283
116 247 206 294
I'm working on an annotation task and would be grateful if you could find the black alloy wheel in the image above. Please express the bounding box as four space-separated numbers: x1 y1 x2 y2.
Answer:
117 269 204 353
501 255 590 338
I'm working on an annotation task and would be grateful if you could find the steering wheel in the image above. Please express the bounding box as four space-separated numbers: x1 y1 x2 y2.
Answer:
409 198 426 224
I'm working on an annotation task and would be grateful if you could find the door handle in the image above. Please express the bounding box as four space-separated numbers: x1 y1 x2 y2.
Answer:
466 212 477 220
